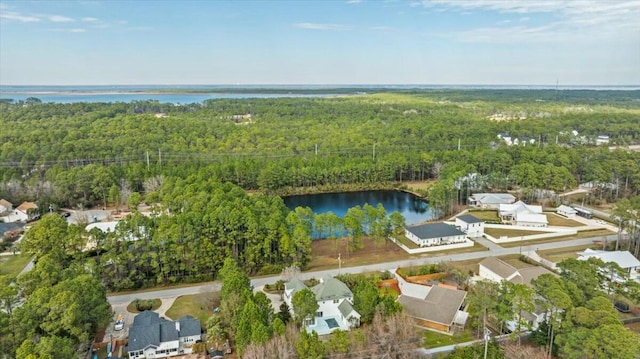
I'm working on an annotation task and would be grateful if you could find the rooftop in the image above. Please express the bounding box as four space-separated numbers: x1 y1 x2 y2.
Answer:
406 222 466 240
398 285 467 325
457 214 483 224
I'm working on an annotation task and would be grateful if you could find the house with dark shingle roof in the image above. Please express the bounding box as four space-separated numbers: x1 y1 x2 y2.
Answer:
284 275 360 336
455 214 485 237
127 311 201 359
405 223 466 247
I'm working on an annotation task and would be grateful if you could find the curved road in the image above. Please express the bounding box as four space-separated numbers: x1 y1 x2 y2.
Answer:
107 233 617 306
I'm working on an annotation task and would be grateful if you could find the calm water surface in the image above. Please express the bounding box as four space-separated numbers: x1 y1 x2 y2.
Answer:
283 190 434 226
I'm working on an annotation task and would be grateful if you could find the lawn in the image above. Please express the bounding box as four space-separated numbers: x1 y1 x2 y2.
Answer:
126 298 162 313
545 213 584 227
467 210 500 222
500 255 535 269
308 236 413 271
395 235 420 249
499 228 615 248
484 228 547 238
0 253 32 277
423 328 475 348
538 244 596 263
165 292 217 325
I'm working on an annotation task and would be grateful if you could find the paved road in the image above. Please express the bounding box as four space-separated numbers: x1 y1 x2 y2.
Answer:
107 234 617 306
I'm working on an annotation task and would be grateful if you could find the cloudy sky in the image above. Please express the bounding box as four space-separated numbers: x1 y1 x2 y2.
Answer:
1 0 638 85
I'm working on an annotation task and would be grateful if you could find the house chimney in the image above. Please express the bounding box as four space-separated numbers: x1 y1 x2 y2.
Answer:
176 321 180 332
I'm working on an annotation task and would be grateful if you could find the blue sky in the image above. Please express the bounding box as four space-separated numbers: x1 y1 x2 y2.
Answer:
1 0 638 85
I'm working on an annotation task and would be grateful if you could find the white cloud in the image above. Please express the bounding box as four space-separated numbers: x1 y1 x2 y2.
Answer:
419 0 640 44
0 11 40 22
293 22 351 30
48 15 74 22
49 28 86 33
81 17 99 22
346 0 362 3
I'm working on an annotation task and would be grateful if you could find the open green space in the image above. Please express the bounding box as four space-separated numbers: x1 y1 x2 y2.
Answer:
484 228 547 238
499 254 535 269
165 292 217 325
499 228 614 248
0 254 32 277
395 235 420 249
467 210 501 222
538 244 596 263
545 213 584 227
423 328 475 348
126 298 162 313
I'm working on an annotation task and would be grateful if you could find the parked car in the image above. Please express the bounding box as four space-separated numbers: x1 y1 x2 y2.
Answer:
614 301 630 313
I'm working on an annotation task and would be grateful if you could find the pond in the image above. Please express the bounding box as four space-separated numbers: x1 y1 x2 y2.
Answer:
282 190 435 226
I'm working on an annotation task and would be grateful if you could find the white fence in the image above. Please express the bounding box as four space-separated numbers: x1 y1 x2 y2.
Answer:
483 224 577 244
391 238 475 254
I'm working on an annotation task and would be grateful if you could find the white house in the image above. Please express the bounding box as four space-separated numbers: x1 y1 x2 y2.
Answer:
499 201 547 227
556 205 577 219
10 202 38 222
0 199 12 213
577 249 640 274
468 193 516 209
284 276 360 336
127 311 201 359
404 223 467 247
596 135 610 145
455 215 484 237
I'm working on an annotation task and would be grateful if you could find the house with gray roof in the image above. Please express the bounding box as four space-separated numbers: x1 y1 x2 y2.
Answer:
127 311 201 359
468 193 516 209
405 223 467 247
284 275 360 336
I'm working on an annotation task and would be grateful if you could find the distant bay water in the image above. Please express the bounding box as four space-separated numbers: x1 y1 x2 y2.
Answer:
1 85 638 104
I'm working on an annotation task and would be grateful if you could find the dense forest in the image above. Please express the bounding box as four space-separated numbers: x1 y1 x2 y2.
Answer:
1 90 639 204
1 90 640 358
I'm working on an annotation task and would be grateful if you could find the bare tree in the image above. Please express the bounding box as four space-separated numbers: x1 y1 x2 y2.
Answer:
281 265 301 282
143 175 165 193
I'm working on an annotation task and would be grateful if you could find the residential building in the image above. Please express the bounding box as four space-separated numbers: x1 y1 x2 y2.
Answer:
0 199 13 213
404 223 467 247
499 201 547 227
596 135 610 145
396 272 468 333
556 205 577 219
13 202 38 222
577 249 640 274
284 276 360 335
455 215 484 237
127 311 201 359
468 193 516 209
478 257 557 331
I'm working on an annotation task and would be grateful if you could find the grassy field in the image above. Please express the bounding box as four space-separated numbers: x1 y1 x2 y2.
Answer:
467 210 500 222
395 235 420 249
538 244 597 263
308 236 413 271
545 213 584 227
499 228 614 248
0 254 31 277
423 328 475 347
126 298 162 313
484 228 547 238
165 292 217 325
500 254 535 269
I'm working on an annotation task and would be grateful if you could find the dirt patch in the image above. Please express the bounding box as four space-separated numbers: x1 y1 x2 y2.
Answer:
308 236 413 271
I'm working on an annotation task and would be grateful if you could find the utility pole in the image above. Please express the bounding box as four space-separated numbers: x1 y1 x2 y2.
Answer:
315 143 318 155
338 253 342 273
158 149 162 166
146 151 150 171
372 142 376 161
458 138 461 150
